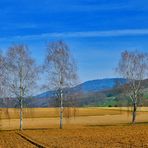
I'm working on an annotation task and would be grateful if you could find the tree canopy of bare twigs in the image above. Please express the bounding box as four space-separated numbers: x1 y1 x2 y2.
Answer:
44 40 79 129
5 44 39 130
116 50 148 123
44 41 78 89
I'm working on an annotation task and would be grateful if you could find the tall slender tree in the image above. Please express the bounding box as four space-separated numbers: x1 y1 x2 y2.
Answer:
116 50 148 123
44 41 78 129
0 51 6 98
0 51 7 122
5 44 39 130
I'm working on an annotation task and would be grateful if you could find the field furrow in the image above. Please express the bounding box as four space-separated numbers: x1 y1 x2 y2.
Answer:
0 131 37 148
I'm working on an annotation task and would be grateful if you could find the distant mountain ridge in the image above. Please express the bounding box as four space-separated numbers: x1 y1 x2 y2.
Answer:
75 78 126 93
0 78 127 107
35 78 126 99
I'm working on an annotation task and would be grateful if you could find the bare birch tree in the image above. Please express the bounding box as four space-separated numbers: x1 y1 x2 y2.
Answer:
0 51 7 123
116 50 148 123
44 40 78 129
5 44 39 130
0 51 6 98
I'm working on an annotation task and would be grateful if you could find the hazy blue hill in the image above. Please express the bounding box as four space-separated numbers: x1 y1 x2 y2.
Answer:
35 91 55 99
2 78 148 108
0 78 127 107
34 78 126 99
75 78 126 93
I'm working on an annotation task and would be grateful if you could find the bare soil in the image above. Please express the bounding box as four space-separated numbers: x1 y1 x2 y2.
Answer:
0 131 37 148
22 125 148 148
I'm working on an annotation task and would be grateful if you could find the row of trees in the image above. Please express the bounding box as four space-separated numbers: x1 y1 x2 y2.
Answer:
0 41 78 130
0 40 148 129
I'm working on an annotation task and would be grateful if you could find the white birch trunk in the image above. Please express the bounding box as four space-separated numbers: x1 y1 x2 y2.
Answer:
60 89 63 129
20 99 23 130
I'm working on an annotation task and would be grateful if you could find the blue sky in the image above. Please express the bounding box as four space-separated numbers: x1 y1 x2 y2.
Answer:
0 0 148 82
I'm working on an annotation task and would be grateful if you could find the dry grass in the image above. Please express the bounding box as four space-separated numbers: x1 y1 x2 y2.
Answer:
0 107 147 119
0 107 124 119
0 107 148 130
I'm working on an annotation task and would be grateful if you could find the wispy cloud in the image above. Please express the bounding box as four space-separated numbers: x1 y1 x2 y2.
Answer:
0 1 131 14
49 29 148 37
1 29 148 41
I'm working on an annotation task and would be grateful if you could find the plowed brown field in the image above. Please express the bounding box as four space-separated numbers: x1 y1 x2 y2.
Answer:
1 125 146 148
0 131 37 148
1 125 148 147
0 107 148 147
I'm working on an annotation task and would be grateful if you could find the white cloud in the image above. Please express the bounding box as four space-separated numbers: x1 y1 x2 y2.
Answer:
1 29 148 41
50 29 148 37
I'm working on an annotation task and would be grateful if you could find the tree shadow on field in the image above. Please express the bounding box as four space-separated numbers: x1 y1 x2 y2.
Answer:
87 122 148 128
86 124 122 127
126 122 148 126
16 127 60 131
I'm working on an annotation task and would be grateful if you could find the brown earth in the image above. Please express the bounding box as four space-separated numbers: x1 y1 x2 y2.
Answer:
0 131 37 148
0 107 148 147
22 125 148 148
1 125 148 148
